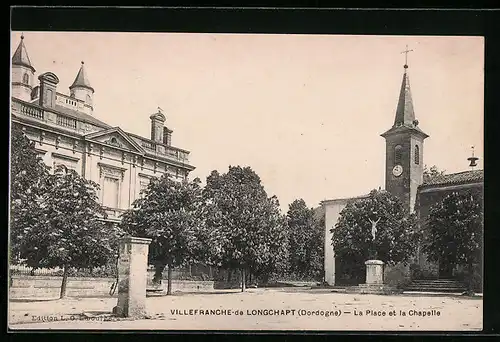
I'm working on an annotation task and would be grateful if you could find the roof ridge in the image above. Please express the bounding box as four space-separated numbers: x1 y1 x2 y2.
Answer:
421 169 484 188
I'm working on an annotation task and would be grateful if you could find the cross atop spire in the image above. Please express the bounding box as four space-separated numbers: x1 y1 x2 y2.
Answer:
401 45 413 69
381 45 428 140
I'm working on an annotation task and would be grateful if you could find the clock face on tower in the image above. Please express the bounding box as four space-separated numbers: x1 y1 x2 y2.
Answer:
392 164 403 177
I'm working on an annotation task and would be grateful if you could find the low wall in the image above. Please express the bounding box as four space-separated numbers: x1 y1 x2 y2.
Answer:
9 276 214 299
384 263 411 288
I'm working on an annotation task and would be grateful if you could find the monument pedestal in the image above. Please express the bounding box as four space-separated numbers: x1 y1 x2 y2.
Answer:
365 259 384 284
345 259 401 295
112 236 152 318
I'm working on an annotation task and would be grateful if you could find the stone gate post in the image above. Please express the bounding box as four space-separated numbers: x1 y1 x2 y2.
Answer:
113 236 152 318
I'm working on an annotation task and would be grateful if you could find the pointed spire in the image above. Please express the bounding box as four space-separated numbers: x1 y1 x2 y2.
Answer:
12 34 35 72
394 66 415 126
70 61 94 92
381 46 428 140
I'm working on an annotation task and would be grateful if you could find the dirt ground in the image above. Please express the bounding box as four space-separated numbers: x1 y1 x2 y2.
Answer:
9 288 482 331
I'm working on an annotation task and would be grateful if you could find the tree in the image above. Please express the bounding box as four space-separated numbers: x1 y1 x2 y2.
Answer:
203 166 288 291
423 165 446 183
422 190 483 293
120 175 205 295
287 199 324 280
17 165 116 298
249 195 289 284
10 126 49 264
331 189 418 283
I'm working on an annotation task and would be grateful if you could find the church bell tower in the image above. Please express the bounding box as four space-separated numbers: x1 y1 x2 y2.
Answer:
381 46 429 213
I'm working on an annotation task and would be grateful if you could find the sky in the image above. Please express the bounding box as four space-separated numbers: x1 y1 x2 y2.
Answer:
10 32 484 212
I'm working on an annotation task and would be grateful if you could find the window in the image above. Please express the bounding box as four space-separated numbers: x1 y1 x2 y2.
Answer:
53 157 78 173
102 176 120 208
414 145 420 165
46 89 54 107
22 73 29 85
86 94 92 104
138 176 150 198
394 145 403 164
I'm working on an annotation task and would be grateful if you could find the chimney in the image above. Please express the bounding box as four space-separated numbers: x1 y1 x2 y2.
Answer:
38 72 59 109
163 127 172 146
150 108 166 143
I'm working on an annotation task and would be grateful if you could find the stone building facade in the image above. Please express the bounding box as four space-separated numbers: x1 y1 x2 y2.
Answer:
10 35 196 226
322 61 483 286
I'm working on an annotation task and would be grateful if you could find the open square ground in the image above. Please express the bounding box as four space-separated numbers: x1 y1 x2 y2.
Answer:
9 288 482 331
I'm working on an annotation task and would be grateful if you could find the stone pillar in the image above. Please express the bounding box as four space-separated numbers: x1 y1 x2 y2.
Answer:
365 260 385 285
113 236 152 318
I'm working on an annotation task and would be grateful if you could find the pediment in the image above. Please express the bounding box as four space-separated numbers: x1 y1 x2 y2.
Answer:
38 72 60 85
84 127 145 154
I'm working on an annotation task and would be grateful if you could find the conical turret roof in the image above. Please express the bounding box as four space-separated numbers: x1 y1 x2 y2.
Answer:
70 61 94 92
12 34 35 72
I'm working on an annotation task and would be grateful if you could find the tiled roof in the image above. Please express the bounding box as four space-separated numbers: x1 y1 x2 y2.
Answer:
321 193 370 206
421 170 484 187
54 105 110 129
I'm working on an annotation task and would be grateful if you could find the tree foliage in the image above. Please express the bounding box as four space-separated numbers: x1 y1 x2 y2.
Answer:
423 165 446 183
203 166 288 290
286 199 324 280
331 189 418 269
16 165 118 297
120 174 205 294
10 127 124 297
10 127 49 263
422 190 483 290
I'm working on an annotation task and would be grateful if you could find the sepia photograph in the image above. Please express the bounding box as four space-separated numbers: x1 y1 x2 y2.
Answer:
9 29 483 331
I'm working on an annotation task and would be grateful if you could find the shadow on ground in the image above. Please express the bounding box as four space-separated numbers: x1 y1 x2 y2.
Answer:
9 298 60 303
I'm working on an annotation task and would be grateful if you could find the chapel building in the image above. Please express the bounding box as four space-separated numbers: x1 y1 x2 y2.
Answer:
321 59 484 286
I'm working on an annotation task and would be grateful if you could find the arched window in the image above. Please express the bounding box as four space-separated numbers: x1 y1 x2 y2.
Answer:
86 94 92 104
414 145 420 165
22 73 29 85
394 145 403 164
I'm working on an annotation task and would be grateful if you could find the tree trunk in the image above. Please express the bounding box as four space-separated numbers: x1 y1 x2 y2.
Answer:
249 272 252 285
60 264 69 299
241 268 246 292
227 269 232 283
153 263 166 285
467 262 475 295
167 264 173 295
